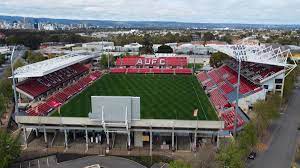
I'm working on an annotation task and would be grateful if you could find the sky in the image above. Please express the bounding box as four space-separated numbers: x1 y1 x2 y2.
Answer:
0 0 300 24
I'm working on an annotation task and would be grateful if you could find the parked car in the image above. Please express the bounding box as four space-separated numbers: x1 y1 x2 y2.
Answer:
248 151 257 160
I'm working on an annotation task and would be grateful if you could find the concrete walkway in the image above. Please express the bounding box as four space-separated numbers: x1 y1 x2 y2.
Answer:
54 155 147 168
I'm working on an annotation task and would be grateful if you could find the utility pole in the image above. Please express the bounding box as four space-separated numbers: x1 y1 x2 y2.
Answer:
233 58 241 137
11 46 19 116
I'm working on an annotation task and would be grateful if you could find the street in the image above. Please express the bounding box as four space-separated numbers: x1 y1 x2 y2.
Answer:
0 46 26 77
249 76 300 168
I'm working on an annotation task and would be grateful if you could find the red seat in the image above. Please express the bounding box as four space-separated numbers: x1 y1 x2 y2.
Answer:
111 68 126 73
208 70 223 83
161 69 174 74
175 68 192 74
127 68 139 74
197 72 208 81
219 82 234 94
221 110 245 130
151 69 162 74
139 68 151 73
209 89 229 109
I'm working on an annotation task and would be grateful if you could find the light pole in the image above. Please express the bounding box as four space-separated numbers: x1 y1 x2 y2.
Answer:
10 46 19 116
107 54 110 69
233 58 241 137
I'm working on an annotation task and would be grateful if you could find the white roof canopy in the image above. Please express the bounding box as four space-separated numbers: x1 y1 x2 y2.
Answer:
208 43 298 77
13 53 95 78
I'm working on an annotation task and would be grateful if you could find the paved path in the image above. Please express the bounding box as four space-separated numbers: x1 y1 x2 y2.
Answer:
249 76 300 168
53 155 146 168
11 155 147 168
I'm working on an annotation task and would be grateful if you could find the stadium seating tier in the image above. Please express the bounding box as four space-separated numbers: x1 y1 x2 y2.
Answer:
25 71 102 116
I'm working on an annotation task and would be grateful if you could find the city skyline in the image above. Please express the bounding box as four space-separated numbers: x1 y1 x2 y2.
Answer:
1 0 300 25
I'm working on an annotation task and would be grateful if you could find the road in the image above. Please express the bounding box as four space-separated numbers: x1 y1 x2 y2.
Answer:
249 76 300 168
0 46 26 77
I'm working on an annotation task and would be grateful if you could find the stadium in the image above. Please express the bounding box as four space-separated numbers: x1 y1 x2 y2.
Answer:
14 43 297 153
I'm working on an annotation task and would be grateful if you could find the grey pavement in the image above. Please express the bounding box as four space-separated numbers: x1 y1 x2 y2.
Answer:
54 155 147 168
248 76 300 168
10 155 147 168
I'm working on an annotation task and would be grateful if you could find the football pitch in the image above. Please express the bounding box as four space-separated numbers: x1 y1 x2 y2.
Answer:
53 74 218 120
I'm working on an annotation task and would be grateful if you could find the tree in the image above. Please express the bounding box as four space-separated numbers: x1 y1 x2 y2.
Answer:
0 79 13 101
220 34 233 44
13 59 25 70
216 141 245 168
283 66 299 102
139 34 153 55
0 94 6 117
169 160 191 168
157 45 173 53
203 32 215 44
2 59 25 79
0 54 6 66
0 59 24 103
47 53 56 59
100 54 113 69
253 101 269 138
4 30 99 50
26 51 47 64
217 122 258 167
237 122 258 156
0 130 21 168
209 52 229 68
253 93 281 138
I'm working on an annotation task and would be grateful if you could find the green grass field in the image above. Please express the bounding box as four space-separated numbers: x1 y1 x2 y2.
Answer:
53 74 218 120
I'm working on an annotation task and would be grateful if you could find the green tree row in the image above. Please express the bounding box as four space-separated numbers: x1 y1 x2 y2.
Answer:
209 51 230 68
1 30 99 50
0 59 24 118
0 60 23 168
23 51 47 64
283 65 299 102
0 130 21 168
110 32 192 46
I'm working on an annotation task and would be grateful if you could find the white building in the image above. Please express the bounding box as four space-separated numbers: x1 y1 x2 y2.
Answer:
0 46 10 55
175 43 216 55
82 42 115 52
123 43 143 52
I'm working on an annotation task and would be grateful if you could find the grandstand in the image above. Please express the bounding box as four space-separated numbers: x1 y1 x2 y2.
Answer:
12 53 99 114
25 71 102 116
197 64 263 130
197 43 298 130
16 64 90 99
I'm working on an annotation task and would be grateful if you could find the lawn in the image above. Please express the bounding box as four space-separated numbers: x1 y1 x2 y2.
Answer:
53 74 218 120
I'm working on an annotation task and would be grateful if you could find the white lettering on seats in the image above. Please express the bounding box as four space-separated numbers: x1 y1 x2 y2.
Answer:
136 58 143 65
159 59 166 65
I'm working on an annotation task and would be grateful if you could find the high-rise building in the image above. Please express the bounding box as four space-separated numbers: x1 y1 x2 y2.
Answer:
34 20 39 30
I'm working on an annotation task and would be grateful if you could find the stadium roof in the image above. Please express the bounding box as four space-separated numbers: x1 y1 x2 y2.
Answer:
208 42 298 77
13 53 95 78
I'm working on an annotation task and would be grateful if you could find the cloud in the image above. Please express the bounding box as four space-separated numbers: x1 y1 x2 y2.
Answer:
0 0 300 24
